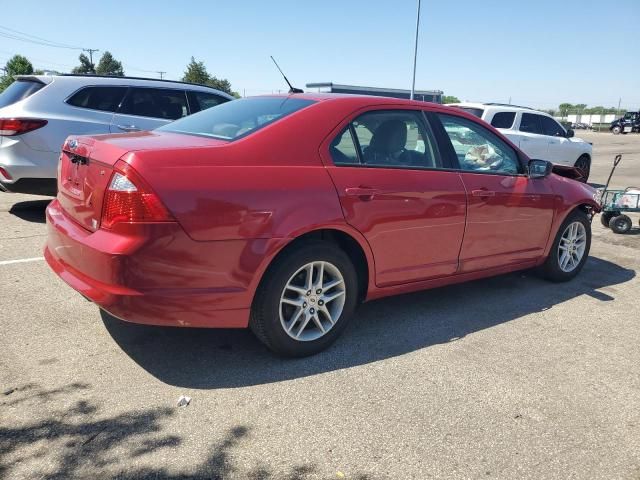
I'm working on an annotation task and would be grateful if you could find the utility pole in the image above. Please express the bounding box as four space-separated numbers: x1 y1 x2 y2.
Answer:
157 71 166 80
410 0 421 100
83 48 100 67
508 96 512 105
617 97 621 117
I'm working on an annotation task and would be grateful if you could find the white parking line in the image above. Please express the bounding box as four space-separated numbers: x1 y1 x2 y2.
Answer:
0 257 45 266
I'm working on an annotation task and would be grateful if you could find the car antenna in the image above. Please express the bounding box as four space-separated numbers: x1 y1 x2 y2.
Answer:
270 56 304 94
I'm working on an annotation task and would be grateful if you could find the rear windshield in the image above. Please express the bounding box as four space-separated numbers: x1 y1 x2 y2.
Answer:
0 80 45 109
458 107 484 118
157 97 316 140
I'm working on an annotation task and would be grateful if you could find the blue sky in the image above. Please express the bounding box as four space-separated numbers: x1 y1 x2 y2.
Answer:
2 0 639 109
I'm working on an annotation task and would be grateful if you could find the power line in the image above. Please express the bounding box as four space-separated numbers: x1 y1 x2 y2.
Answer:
0 24 83 49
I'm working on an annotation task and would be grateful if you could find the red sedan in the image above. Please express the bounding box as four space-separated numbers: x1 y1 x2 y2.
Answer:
45 94 600 356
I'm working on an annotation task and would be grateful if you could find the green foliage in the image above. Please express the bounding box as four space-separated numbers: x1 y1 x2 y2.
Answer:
95 51 124 76
0 54 34 92
557 103 624 116
72 53 96 74
182 57 237 96
442 95 460 104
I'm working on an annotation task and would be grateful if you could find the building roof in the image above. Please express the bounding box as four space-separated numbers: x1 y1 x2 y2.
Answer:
306 82 443 96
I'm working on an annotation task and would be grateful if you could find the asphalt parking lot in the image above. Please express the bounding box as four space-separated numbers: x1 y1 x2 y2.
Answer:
1 131 639 479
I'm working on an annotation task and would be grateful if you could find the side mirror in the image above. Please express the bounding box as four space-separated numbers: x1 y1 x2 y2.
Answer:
528 159 553 179
566 128 575 138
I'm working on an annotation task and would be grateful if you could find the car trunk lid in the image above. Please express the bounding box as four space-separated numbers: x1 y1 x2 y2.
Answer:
57 136 131 232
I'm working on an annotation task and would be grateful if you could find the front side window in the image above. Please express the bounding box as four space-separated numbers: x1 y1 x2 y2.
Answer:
540 116 566 137
333 110 440 169
188 91 229 113
438 114 521 175
119 88 188 120
157 97 316 140
66 86 127 112
490 111 516 129
519 113 543 134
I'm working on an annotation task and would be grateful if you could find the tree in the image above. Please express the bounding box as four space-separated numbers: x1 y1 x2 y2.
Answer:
574 103 587 112
95 51 124 76
442 95 460 104
72 53 95 74
0 54 34 91
182 57 237 96
182 57 210 85
558 103 574 117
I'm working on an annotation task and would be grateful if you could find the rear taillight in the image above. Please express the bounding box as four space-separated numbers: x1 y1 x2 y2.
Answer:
0 167 12 181
101 160 174 229
0 118 48 136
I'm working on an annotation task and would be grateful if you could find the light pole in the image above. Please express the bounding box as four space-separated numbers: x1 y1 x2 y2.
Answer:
410 0 421 100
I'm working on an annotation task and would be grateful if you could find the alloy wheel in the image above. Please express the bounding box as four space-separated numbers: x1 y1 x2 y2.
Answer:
279 261 346 341
558 221 587 272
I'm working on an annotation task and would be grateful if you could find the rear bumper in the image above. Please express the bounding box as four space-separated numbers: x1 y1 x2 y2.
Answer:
44 199 261 328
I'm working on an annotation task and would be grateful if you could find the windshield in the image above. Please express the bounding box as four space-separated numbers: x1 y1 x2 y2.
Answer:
157 97 316 140
0 80 45 109
458 107 484 118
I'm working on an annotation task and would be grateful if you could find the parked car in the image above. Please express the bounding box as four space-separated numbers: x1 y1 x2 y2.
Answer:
45 95 600 357
610 112 640 134
0 74 234 195
448 103 593 181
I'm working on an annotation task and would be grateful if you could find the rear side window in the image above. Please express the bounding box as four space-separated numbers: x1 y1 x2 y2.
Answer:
519 113 543 134
66 86 127 112
119 88 188 120
331 127 359 165
158 97 316 140
490 111 515 129
0 80 45 109
188 91 229 113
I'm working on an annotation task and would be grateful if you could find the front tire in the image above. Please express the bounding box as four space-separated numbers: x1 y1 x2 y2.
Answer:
250 241 359 357
541 210 591 282
574 155 591 183
612 125 622 135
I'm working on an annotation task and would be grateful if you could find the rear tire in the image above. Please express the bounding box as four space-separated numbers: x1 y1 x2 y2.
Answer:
250 241 359 357
600 212 616 228
609 214 632 234
541 210 591 282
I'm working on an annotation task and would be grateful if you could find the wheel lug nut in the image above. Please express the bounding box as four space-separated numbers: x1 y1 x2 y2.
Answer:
310 308 315 314
306 290 311 296
303 302 307 308
316 289 322 294
318 300 324 306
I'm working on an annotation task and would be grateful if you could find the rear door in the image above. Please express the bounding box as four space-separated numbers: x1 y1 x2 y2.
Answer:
110 87 189 133
321 108 467 287
517 113 549 160
435 113 555 272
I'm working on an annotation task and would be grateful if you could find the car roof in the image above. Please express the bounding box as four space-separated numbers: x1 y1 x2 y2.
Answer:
449 102 555 116
14 74 235 99
252 92 460 110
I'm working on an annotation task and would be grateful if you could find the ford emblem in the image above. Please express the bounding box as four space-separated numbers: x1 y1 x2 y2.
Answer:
69 139 78 150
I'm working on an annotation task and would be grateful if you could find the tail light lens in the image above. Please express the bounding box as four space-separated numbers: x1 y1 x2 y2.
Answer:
101 160 174 229
0 118 48 136
0 167 12 181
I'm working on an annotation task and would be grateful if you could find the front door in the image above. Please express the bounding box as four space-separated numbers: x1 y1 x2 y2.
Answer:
435 113 555 272
321 108 467 287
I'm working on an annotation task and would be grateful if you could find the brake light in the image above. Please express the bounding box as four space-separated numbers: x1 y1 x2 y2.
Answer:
101 160 174 229
0 167 12 181
0 118 48 136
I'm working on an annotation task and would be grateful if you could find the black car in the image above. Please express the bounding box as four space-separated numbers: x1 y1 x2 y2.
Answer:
610 112 640 134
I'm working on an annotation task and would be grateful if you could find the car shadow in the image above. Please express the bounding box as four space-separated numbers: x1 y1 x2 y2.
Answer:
8 200 51 223
102 256 635 389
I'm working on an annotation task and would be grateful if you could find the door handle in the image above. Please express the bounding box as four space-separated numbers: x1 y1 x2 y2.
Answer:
471 189 495 198
117 124 141 132
345 187 379 199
